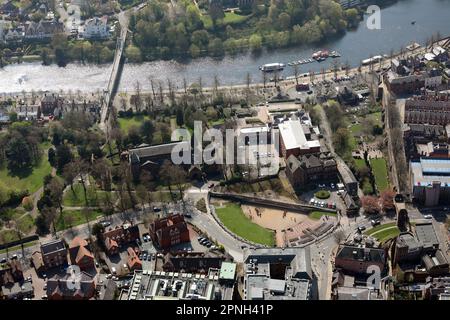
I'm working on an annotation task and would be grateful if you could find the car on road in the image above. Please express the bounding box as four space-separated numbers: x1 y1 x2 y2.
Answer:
424 214 433 219
184 214 192 219
358 225 366 232
153 207 161 212
371 219 381 227
209 183 215 188
0 258 7 264
111 267 117 275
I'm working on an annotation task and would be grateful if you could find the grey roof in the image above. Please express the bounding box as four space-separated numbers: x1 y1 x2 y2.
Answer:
336 286 372 300
246 274 311 300
336 245 386 264
397 233 423 251
46 271 95 299
40 239 66 255
244 247 312 280
129 141 190 161
415 222 439 248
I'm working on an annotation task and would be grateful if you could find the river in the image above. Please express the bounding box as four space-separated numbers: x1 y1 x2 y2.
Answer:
1 0 450 94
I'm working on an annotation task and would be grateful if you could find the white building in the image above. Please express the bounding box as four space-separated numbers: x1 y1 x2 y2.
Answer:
82 17 110 40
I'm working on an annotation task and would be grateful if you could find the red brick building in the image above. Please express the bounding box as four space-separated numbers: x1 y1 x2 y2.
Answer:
101 224 140 256
69 237 95 271
126 247 142 271
149 214 190 250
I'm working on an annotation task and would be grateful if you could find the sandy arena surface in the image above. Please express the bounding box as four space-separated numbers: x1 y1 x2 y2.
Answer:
241 205 315 247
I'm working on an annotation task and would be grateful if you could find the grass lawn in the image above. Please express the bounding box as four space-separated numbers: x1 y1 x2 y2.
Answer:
55 209 103 232
349 123 362 135
118 115 149 133
16 214 34 235
372 227 400 242
0 143 52 194
216 203 275 246
368 112 382 126
354 159 368 170
223 12 250 25
309 211 337 220
370 158 389 192
364 222 397 235
0 229 20 243
63 183 115 207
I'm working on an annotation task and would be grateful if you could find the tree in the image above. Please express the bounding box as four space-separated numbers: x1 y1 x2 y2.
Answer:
55 144 73 174
249 34 262 52
63 162 78 195
208 1 225 27
48 148 56 167
140 120 155 144
126 45 142 63
5 136 33 173
380 189 396 212
48 178 64 218
361 196 381 215
333 128 351 156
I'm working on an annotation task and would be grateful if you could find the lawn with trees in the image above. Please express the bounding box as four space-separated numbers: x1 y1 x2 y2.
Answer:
128 0 362 61
216 203 275 246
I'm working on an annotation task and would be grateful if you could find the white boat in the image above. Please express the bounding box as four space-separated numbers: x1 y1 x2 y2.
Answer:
362 55 383 66
259 63 285 72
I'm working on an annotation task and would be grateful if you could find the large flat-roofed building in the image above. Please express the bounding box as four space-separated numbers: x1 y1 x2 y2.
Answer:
243 248 314 300
410 158 450 206
123 267 234 300
335 245 387 275
278 119 321 158
238 126 271 145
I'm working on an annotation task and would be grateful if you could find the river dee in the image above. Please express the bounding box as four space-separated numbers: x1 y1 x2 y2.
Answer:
1 0 450 94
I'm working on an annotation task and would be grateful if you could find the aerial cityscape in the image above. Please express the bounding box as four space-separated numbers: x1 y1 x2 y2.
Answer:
0 0 449 305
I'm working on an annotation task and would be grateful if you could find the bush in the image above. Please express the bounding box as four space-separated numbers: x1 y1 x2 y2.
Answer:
196 198 207 213
22 196 34 211
314 190 331 199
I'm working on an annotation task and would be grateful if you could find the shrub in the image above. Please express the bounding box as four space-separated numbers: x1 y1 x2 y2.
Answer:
22 196 34 211
314 190 331 199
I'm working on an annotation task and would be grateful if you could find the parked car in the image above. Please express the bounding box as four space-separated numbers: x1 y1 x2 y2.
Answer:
100 221 111 228
153 207 161 212
358 226 366 232
0 258 7 264
424 214 433 219
111 267 117 275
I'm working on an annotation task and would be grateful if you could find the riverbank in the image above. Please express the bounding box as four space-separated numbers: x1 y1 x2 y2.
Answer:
0 0 449 94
